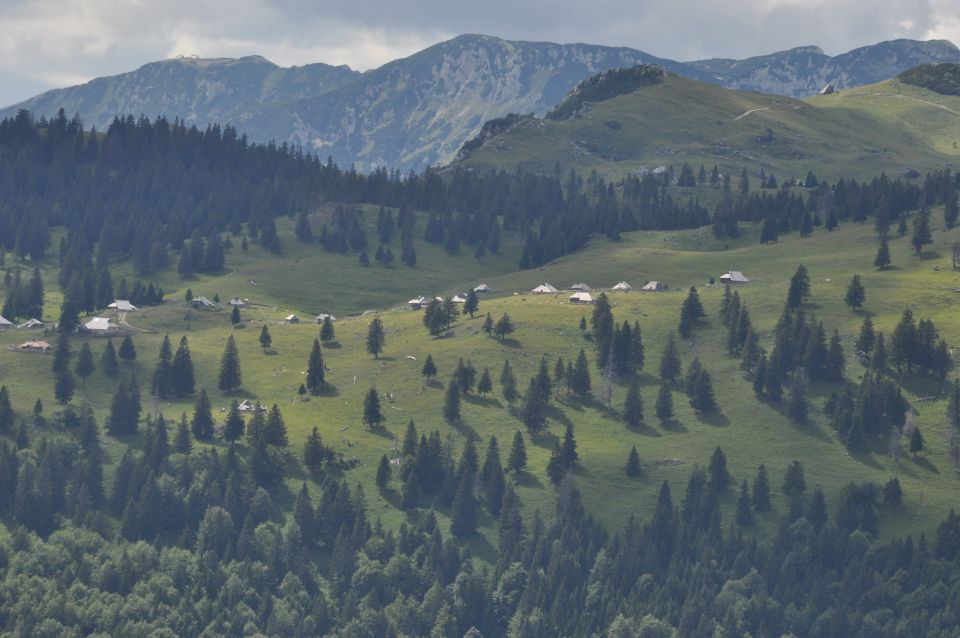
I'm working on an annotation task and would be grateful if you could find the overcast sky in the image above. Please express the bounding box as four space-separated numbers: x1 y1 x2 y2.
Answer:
1 0 958 106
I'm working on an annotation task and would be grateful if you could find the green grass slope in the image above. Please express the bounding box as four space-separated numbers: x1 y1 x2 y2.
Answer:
457 71 960 182
2 212 959 552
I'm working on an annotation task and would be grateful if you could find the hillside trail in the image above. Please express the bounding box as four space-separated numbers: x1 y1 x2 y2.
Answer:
733 107 770 121
868 92 960 117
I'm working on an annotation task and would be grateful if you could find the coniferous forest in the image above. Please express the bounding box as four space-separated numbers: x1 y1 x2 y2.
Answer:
1 106 960 638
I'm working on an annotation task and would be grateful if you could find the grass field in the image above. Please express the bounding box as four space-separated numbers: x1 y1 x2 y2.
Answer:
1 210 959 555
457 73 960 184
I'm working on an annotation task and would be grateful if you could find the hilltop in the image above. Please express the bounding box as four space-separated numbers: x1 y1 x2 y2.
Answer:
456 66 960 181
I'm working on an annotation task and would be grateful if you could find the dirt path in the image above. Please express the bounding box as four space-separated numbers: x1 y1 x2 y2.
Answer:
870 92 960 117
733 107 770 121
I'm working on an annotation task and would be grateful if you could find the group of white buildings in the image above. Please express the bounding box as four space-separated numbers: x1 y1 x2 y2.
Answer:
530 279 670 304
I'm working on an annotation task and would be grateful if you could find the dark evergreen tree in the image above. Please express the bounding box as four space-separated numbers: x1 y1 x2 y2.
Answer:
74 342 95 391
303 426 326 475
191 389 214 441
786 264 811 310
507 431 527 474
736 480 754 526
625 446 642 477
623 377 644 427
482 312 494 335
443 380 462 424
493 313 515 340
259 325 272 352
174 413 192 454
100 339 119 375
707 446 730 494
54 366 75 405
376 454 391 491
171 336 195 396
752 464 771 511
366 314 385 359
910 426 925 456
306 339 325 393
500 360 519 405
477 367 493 396
570 348 592 399
218 335 242 392
874 234 891 270
223 400 245 442
463 289 479 318
561 422 578 468
655 383 674 421
845 274 865 309
450 472 477 537
659 332 682 383
230 305 241 325
421 354 437 381
362 387 384 429
679 287 705 338
319 315 336 343
264 404 288 446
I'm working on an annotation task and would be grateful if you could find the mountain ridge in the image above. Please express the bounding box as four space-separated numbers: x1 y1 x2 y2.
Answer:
3 34 957 171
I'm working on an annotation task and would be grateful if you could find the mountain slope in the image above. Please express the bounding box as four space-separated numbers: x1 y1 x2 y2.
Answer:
456 66 960 181
689 38 960 97
3 35 957 172
3 55 359 130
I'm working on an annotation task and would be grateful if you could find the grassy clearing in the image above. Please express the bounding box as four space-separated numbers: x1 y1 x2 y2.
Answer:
1 213 959 552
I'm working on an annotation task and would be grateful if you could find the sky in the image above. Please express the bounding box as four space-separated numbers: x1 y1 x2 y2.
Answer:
1 0 959 107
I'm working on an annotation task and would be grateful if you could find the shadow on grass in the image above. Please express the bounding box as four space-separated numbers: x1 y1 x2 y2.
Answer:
448 419 480 441
913 456 940 474
463 394 502 408
696 410 730 427
544 405 573 427
531 432 560 450
660 418 687 433
497 338 522 349
366 425 396 440
222 388 257 399
425 379 444 389
514 471 543 489
314 383 340 398
464 529 498 564
322 341 342 349
849 446 884 469
628 421 662 437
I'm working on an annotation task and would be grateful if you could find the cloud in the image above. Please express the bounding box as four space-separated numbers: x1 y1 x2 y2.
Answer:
0 0 957 106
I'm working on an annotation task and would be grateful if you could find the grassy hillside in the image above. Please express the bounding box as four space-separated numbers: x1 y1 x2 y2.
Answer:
2 210 959 552
456 71 960 182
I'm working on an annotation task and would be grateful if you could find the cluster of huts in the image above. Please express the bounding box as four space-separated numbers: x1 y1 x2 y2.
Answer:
530 280 668 304
407 284 490 311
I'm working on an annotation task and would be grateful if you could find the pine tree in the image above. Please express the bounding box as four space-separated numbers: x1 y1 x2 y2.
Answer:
224 400 245 442
546 443 566 486
152 334 173 398
752 464 771 511
624 446 642 477
690 368 716 412
421 354 437 381
906 425 925 457
481 436 505 514
362 387 384 428
477 367 493 396
571 348 592 399
874 234 891 270
0 386 13 432
782 460 807 498
306 339 325 393
561 422 578 468
856 317 876 357
54 366 75 404
171 336 195 396
174 413 192 454
707 446 730 493
376 454 392 490
450 472 477 537
366 314 385 359
191 389 214 441
264 404 288 446
659 332 682 383
845 274 866 309
912 207 932 256
482 312 494 335
218 335 242 392
500 360 519 404
623 377 644 427
319 315 335 343
259 325 272 352
463 289 479 318
507 431 527 473
230 305 241 325
454 358 477 394
788 374 808 423
679 287 705 337
99 339 119 376
74 342 95 391
736 480 754 526
401 469 421 510
301 426 325 475
117 335 136 362
494 313 515 340
655 383 674 421
786 264 811 310
52 332 71 373
443 380 462 424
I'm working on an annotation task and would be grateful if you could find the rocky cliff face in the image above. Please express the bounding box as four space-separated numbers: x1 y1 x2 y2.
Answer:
689 39 960 96
5 35 957 172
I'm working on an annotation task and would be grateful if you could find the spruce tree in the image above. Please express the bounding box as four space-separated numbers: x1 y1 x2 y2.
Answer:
265 404 288 446
655 383 673 421
362 387 384 428
845 274 865 309
376 454 392 490
785 264 811 310
561 422 578 468
401 469 421 510
659 332 682 383
218 335 242 392
259 325 272 352
366 314 385 359
707 446 730 493
571 349 592 399
624 377 644 427
477 367 493 396
319 315 335 343
788 374 808 423
118 334 137 361
230 305 241 325
874 234 891 270
100 339 119 376
507 431 527 473
912 207 932 256
752 464 771 511
421 354 438 381
55 366 75 405
500 360 519 404
679 287 705 337
52 332 71 373
0 386 13 432
74 342 95 391
223 400 245 442
494 313 515 340
306 339 325 393
546 443 566 486
480 436 505 514
856 317 876 357
625 446 642 477
736 480 754 526
171 336 195 396
303 426 326 474
450 472 477 537
153 334 173 398
782 460 807 498
174 413 192 454
909 426 925 456
191 389 214 441
482 312 494 335
463 289 479 318
690 368 716 412
443 379 462 424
